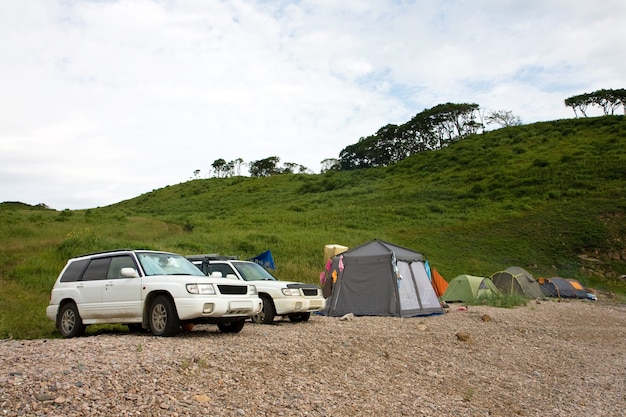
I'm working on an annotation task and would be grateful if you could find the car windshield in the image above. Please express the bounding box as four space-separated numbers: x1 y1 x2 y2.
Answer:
137 252 205 277
233 262 278 281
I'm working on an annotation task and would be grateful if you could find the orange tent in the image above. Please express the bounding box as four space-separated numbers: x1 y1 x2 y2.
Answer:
430 268 448 297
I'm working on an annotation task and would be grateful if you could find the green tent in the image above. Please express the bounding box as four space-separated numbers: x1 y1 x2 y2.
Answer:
441 275 499 303
489 266 544 299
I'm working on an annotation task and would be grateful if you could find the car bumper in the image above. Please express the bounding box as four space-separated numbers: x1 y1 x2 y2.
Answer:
273 296 326 316
175 296 263 320
46 305 59 322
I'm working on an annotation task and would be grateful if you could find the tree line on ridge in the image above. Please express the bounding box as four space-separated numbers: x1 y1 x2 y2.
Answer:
196 88 623 177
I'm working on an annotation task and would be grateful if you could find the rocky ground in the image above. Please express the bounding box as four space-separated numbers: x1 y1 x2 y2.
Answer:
1 299 625 416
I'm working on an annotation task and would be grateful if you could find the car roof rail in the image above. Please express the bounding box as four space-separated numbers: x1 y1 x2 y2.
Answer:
186 254 239 261
75 248 135 258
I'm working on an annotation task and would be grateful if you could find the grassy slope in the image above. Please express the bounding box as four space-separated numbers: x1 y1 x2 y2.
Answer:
1 116 625 338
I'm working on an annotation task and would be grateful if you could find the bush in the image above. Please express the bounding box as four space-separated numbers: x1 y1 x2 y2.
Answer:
466 293 530 308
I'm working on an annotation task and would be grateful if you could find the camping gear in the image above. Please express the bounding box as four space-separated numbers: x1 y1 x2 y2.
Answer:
323 240 444 317
249 250 275 270
538 277 587 299
429 266 449 298
323 244 348 264
441 275 499 303
490 266 544 299
321 244 349 288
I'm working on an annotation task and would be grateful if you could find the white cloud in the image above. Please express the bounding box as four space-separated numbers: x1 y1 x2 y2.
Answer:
0 0 624 209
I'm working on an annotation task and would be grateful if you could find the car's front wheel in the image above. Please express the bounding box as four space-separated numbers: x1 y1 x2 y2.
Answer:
149 295 180 337
217 319 245 333
251 295 275 324
57 302 86 338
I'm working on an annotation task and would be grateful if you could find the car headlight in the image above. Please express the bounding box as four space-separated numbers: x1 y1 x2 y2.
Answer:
186 283 216 295
249 285 257 295
281 288 300 296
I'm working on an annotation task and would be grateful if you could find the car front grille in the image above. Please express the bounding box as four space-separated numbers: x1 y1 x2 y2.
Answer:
217 285 249 295
302 288 319 296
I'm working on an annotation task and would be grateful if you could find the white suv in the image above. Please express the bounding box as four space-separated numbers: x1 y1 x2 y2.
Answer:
47 250 262 337
187 255 325 324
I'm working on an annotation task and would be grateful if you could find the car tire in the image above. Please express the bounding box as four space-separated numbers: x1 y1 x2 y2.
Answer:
57 302 86 338
252 295 275 324
288 312 311 322
217 319 245 333
149 295 180 337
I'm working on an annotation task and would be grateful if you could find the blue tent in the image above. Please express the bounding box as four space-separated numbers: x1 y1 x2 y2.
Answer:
249 250 275 270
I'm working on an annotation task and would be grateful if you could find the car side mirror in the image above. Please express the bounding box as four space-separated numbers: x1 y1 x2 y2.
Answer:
120 267 139 278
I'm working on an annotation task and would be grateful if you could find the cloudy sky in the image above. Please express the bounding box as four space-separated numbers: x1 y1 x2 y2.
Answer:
1 1 624 210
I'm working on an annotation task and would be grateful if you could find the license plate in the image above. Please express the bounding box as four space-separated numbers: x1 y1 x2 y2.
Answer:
229 301 252 310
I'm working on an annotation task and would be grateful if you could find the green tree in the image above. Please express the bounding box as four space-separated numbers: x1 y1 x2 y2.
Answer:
339 135 384 170
233 158 244 176
564 93 592 117
422 103 481 147
565 89 626 117
282 162 310 174
211 158 227 178
485 110 522 128
249 156 281 177
282 162 298 174
320 158 340 173
595 89 626 115
224 161 235 177
338 103 481 170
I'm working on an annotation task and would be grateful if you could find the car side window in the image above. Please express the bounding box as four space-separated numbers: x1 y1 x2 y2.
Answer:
82 257 112 281
107 255 137 279
59 259 89 282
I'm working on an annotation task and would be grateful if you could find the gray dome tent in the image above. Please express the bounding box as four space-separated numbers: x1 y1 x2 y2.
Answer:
322 240 444 317
538 277 588 299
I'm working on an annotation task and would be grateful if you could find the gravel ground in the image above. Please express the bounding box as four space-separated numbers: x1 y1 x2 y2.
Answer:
1 299 625 417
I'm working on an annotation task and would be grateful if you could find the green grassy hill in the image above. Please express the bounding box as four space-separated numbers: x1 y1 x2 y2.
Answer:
2 116 625 338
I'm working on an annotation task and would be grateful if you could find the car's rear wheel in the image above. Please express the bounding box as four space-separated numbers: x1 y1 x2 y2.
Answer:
57 302 86 338
217 319 245 333
149 295 180 337
251 295 275 324
288 312 311 322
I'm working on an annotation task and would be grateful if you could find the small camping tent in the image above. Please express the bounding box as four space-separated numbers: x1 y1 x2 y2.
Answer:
538 277 587 299
490 266 544 299
565 278 588 297
441 275 499 303
323 240 444 317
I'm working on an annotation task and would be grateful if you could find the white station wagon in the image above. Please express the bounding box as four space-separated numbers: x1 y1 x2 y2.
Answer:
187 255 325 324
47 249 262 337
